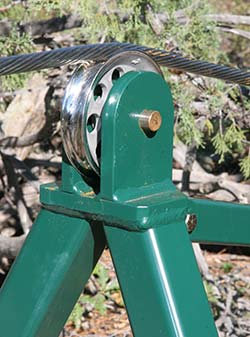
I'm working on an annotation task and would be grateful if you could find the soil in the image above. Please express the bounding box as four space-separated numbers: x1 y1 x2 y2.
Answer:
63 248 250 337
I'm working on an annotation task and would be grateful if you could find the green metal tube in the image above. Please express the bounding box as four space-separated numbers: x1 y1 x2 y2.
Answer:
105 221 218 337
190 199 250 245
0 209 106 337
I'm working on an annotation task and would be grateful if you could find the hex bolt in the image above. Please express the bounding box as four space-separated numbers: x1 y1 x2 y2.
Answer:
139 110 162 132
185 214 197 233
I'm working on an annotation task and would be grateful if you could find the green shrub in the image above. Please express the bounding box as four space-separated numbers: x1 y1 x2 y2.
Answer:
0 0 249 177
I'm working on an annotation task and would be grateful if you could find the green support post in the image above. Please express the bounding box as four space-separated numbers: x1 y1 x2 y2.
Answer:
0 210 106 337
0 55 248 337
105 222 218 337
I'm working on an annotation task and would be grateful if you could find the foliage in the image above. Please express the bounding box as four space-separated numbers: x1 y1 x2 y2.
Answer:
204 280 218 304
240 155 250 179
0 23 34 90
28 0 63 14
212 123 246 163
67 294 86 330
0 0 249 176
220 262 233 273
68 262 121 328
175 91 204 146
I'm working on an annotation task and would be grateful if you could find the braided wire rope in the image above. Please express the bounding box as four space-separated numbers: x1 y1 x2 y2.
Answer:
0 42 250 86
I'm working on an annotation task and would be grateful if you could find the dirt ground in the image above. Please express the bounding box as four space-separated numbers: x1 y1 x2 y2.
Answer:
62 247 250 337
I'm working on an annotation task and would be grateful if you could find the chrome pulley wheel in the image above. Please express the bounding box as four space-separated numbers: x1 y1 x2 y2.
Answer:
61 51 162 177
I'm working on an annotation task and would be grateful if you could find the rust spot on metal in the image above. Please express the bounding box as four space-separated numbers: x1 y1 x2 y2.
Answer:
80 190 95 197
185 214 197 233
45 186 58 191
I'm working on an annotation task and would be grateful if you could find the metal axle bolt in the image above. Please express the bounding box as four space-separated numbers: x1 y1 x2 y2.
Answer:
139 110 162 132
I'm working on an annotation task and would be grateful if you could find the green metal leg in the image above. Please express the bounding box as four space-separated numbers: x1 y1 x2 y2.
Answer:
0 209 106 337
105 221 219 337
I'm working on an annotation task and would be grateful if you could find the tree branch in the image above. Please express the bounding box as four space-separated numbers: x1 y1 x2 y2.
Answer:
0 11 249 42
181 142 197 192
218 27 250 40
207 14 250 26
0 152 32 233
0 14 82 37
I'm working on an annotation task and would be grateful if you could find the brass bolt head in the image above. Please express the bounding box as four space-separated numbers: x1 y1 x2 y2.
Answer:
140 110 162 132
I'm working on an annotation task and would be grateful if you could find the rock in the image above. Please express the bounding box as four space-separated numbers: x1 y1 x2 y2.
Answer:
2 74 48 159
206 189 236 202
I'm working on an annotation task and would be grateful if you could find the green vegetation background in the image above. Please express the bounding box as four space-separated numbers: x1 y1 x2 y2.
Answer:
0 0 249 178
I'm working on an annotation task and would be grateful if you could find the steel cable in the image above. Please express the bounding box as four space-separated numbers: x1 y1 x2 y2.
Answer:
0 42 250 86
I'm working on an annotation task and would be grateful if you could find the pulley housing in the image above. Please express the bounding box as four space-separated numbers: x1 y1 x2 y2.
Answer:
61 51 162 177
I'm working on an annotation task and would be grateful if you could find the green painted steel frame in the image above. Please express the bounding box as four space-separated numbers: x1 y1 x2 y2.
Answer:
105 222 218 337
0 69 249 337
190 198 250 245
0 210 106 337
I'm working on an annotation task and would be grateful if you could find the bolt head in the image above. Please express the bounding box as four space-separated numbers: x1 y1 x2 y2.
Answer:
148 111 162 132
139 110 162 132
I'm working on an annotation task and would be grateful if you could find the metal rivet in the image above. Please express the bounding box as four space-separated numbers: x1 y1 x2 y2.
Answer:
139 110 162 132
185 214 197 233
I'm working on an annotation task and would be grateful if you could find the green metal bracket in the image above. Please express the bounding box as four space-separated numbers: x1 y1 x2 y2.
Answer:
41 71 188 231
0 64 249 337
